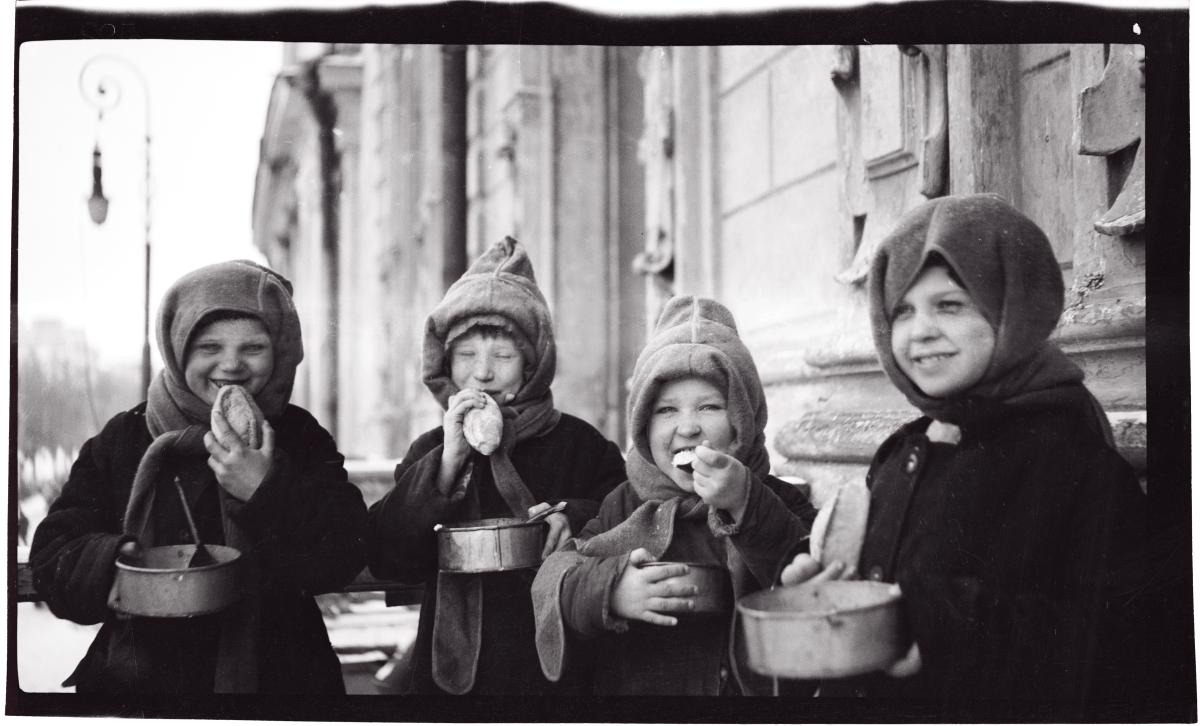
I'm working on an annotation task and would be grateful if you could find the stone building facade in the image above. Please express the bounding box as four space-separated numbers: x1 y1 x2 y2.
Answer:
252 43 1146 503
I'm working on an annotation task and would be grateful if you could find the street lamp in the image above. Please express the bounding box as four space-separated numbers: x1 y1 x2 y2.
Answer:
87 145 109 224
79 55 152 394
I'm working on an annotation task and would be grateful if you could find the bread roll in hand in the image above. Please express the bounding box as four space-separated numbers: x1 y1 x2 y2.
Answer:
809 481 869 569
463 393 503 456
212 384 265 448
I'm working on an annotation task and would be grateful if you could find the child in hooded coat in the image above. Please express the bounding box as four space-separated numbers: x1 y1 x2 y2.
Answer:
781 194 1149 712
531 296 816 696
365 237 626 695
30 260 367 694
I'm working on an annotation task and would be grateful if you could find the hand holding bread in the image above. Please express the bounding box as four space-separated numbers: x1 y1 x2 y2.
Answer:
213 384 265 448
439 388 504 494
463 393 504 456
780 481 869 587
809 481 869 569
690 442 751 523
204 384 273 501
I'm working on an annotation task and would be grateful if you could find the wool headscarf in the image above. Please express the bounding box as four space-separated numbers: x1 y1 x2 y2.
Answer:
145 259 303 436
123 259 302 693
532 296 770 685
422 236 562 694
868 193 1112 442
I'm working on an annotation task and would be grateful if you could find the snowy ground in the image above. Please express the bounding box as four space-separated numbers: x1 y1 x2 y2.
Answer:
14 602 100 693
13 598 418 694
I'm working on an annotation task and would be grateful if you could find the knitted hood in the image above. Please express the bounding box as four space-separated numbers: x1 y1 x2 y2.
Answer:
868 194 1087 424
625 296 770 501
147 259 303 435
422 236 557 411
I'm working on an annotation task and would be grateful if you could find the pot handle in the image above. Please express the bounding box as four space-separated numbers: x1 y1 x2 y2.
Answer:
525 501 568 525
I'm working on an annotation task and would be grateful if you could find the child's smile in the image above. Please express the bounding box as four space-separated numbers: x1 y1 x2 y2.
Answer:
648 378 735 491
184 317 275 406
891 265 995 399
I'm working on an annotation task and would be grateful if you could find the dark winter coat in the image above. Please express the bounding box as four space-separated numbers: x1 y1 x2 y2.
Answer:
834 392 1148 711
29 403 367 694
553 474 815 695
364 413 626 695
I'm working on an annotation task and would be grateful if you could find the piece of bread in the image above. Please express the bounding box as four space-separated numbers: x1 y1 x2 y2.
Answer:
808 481 870 569
463 393 503 456
212 384 265 448
672 449 697 473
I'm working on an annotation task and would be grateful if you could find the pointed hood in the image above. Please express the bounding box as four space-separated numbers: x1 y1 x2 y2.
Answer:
626 296 770 501
422 236 556 411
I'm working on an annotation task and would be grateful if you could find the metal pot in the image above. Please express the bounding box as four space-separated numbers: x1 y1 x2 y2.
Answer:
111 544 243 618
435 518 546 573
640 561 732 616
737 580 909 679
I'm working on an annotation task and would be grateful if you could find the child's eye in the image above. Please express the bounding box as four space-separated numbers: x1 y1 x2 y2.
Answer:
653 406 676 415
937 299 965 314
699 403 725 412
891 304 914 322
243 344 267 354
195 343 221 354
454 349 475 358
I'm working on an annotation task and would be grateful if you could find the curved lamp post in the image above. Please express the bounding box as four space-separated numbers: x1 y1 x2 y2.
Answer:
79 55 152 394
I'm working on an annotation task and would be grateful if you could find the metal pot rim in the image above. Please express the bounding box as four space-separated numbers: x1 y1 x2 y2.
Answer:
436 517 542 533
640 561 726 570
115 544 242 575
737 581 902 620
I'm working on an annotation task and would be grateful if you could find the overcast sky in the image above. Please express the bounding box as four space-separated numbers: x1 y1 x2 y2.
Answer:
18 40 283 368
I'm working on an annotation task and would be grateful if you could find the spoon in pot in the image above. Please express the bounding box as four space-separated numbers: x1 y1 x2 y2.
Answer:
173 476 217 568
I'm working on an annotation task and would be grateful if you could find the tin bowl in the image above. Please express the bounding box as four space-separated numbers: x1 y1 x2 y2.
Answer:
112 544 243 618
640 561 733 616
435 517 546 573
737 579 909 679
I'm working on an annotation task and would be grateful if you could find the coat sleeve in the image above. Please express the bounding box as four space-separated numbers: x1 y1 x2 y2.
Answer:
723 473 817 588
531 488 635 682
365 428 468 583
550 490 639 636
29 415 138 625
227 407 367 597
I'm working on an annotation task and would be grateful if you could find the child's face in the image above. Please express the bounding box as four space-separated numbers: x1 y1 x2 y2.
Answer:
648 377 735 492
184 317 275 405
890 265 995 399
449 331 526 401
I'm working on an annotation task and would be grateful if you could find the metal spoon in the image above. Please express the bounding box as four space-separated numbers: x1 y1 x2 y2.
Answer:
526 501 568 525
173 476 217 568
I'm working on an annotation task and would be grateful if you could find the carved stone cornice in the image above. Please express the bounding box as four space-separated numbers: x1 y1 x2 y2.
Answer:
775 409 1146 472
751 297 1145 385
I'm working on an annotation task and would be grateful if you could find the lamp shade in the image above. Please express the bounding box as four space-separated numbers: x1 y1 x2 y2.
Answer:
87 192 109 225
87 145 108 225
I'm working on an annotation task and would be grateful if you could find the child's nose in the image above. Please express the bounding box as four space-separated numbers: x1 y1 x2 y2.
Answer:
677 412 702 437
473 358 493 381
910 310 941 340
219 352 246 371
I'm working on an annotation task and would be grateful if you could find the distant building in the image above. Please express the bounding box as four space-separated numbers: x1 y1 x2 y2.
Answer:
253 43 1147 500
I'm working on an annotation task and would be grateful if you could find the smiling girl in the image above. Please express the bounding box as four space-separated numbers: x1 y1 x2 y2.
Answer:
532 296 815 695
781 194 1148 713
30 260 367 694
